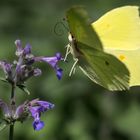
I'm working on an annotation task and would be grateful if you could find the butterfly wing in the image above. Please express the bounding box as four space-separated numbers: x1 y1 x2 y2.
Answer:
105 48 140 87
77 43 130 91
66 6 103 51
92 6 140 87
92 6 140 50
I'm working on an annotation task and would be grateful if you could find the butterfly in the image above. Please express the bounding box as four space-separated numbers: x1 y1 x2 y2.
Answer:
65 6 140 91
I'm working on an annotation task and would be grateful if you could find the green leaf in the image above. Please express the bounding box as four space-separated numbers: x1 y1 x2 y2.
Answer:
0 77 8 83
0 119 8 132
17 84 30 95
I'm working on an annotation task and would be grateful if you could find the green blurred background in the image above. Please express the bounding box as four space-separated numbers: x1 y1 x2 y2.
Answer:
0 0 140 140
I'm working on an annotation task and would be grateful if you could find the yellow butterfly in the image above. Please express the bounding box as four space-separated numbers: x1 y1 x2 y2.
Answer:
66 6 140 90
92 6 140 87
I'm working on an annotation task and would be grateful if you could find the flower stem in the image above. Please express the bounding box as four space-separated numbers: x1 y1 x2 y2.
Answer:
9 124 14 140
9 84 16 140
11 84 15 105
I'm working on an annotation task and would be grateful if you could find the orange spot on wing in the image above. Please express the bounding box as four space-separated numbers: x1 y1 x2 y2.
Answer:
119 55 125 61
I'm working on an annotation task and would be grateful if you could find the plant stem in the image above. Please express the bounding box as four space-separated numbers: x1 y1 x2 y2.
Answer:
9 84 16 140
11 84 15 105
9 124 14 140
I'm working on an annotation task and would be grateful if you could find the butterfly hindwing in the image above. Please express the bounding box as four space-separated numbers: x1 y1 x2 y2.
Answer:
77 43 130 91
106 48 140 86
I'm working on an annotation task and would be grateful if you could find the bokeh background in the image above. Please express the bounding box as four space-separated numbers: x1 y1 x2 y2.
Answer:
0 0 140 140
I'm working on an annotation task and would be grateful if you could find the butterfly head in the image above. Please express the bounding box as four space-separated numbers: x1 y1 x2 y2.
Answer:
63 33 81 76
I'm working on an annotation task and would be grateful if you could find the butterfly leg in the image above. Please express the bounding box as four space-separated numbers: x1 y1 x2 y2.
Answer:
69 58 78 76
64 44 71 61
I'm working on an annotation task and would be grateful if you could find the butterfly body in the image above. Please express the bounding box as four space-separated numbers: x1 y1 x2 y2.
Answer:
68 33 81 59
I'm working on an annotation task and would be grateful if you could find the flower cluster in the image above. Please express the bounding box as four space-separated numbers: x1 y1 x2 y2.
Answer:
0 39 63 87
0 39 63 131
0 99 54 131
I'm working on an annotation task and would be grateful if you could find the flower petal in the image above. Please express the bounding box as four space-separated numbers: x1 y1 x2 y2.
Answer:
0 61 12 80
41 57 58 68
34 68 42 76
0 99 10 118
55 52 62 60
29 106 41 118
56 68 63 80
23 43 32 55
36 101 55 111
15 39 23 56
33 120 45 131
15 104 24 118
38 53 63 68
34 53 63 79
15 40 22 49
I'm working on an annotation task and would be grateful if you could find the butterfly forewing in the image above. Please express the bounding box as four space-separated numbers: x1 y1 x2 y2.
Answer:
92 6 140 50
66 6 103 51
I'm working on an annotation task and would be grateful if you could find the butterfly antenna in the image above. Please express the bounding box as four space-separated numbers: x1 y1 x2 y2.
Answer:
54 21 69 36
69 59 78 76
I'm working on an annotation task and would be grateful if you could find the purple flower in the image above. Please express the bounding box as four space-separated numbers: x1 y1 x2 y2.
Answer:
0 61 13 81
23 43 32 55
34 53 63 80
0 61 12 74
14 101 29 122
15 40 23 56
56 68 63 80
41 53 62 67
0 39 64 89
36 100 55 111
33 68 42 76
0 99 10 118
29 100 54 131
15 40 32 58
15 104 25 118
15 40 22 49
13 99 54 130
15 57 23 74
33 120 45 131
29 106 45 130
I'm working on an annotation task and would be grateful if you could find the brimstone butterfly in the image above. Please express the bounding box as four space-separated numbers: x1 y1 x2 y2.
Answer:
65 6 140 91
